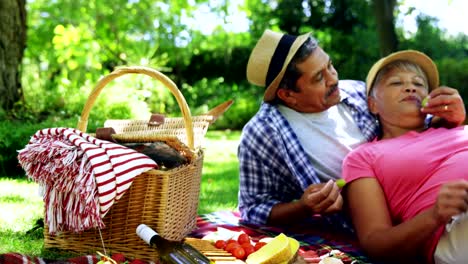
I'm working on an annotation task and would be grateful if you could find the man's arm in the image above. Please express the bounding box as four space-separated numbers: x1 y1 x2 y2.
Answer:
237 128 284 225
268 180 343 226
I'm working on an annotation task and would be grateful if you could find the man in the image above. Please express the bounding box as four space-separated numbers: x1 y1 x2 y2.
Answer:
237 29 466 227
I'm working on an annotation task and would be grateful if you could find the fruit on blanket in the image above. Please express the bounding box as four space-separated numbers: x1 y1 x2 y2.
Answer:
232 247 246 259
111 253 126 263
254 241 267 251
211 233 283 260
243 244 256 258
225 241 241 253
238 233 251 244
245 233 292 264
214 239 227 249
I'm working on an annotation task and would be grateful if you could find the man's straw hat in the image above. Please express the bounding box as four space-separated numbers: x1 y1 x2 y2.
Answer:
366 50 439 95
246 30 310 101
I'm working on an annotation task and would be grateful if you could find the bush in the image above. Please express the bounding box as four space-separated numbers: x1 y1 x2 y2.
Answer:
0 117 76 177
183 79 263 130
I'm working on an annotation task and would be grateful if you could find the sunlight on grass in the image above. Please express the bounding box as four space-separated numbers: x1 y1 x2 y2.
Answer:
0 178 43 232
199 130 240 214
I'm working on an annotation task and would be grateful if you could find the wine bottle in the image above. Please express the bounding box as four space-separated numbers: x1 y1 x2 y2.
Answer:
136 224 213 264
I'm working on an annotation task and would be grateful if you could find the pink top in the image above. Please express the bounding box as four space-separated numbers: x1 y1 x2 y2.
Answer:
342 126 468 263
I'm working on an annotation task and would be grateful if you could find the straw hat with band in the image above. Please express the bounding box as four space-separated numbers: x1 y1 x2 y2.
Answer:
246 30 311 102
366 50 439 96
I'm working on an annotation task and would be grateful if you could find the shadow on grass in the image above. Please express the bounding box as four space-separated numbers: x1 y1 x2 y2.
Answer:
0 227 89 260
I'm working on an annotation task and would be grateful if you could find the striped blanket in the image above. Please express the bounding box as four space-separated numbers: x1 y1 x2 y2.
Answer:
17 127 157 234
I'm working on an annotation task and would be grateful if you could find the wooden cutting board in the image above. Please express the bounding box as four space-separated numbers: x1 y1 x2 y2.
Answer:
185 238 245 263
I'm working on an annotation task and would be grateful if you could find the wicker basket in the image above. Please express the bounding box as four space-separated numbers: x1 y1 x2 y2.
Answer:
43 66 229 262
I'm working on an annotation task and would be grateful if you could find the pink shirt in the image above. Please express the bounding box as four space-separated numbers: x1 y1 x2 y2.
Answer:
342 126 468 262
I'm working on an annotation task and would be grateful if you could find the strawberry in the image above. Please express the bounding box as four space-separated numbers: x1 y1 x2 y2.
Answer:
111 253 126 263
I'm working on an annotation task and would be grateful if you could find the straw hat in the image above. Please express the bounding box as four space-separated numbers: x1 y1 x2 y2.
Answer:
366 50 439 95
246 30 311 101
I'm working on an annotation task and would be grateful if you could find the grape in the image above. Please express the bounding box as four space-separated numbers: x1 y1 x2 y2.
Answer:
336 179 346 188
421 97 429 107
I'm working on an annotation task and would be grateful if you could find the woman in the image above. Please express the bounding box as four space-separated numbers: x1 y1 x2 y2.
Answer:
342 50 468 264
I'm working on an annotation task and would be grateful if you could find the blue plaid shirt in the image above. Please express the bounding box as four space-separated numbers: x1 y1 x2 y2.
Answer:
237 80 379 226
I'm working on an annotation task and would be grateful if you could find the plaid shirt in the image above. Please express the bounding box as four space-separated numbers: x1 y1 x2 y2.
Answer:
237 80 379 226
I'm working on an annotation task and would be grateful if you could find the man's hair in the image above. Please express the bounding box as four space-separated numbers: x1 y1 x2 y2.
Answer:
369 60 429 97
271 37 319 104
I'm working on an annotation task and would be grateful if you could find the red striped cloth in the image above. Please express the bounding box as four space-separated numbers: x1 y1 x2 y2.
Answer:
18 127 157 234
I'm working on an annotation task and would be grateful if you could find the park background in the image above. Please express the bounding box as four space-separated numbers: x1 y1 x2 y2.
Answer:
0 0 467 256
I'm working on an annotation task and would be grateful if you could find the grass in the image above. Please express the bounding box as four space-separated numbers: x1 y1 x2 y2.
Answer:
0 129 241 256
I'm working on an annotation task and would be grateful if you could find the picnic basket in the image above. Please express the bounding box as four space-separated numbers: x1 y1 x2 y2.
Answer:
43 66 232 261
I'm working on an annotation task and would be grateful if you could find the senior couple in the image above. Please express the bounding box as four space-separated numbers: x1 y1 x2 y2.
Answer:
238 29 467 263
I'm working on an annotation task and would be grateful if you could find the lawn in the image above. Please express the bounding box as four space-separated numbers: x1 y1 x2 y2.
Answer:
0 129 241 256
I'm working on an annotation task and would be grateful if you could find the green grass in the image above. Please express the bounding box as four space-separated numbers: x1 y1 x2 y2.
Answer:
198 130 240 214
0 129 241 256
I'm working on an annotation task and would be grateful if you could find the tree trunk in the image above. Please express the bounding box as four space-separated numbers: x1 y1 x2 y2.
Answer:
0 0 27 112
372 0 398 56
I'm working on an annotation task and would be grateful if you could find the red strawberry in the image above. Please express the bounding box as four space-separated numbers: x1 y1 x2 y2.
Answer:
111 253 126 263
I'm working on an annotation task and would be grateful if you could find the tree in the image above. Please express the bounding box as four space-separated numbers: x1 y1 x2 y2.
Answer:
0 0 26 113
372 0 398 56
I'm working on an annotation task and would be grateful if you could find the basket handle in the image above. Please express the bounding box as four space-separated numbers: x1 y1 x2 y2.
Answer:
77 66 194 150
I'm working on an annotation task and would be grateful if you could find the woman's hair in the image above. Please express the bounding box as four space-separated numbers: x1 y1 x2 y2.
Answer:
271 36 319 105
368 60 429 97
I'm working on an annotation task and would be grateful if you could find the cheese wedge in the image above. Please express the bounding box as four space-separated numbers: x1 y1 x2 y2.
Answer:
245 233 291 264
279 237 300 264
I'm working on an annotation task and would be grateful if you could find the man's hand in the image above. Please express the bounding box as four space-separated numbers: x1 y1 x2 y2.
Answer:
430 180 468 225
300 180 343 214
421 86 466 127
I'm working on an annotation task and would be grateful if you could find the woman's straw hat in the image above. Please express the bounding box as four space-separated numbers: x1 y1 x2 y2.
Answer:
366 50 439 95
246 30 310 101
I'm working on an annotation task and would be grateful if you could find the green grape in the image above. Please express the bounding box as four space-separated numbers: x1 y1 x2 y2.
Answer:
421 97 429 107
336 179 346 188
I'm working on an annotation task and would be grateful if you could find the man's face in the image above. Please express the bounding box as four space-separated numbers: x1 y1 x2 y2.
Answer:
280 47 340 113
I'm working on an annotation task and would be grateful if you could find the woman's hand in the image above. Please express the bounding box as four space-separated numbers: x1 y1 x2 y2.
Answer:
431 180 468 224
422 86 466 127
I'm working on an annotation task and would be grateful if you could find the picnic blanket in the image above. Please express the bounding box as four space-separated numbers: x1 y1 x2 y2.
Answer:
17 127 157 234
1 211 376 264
189 211 375 264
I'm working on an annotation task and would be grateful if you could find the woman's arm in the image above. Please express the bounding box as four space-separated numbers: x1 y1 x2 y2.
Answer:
345 178 441 261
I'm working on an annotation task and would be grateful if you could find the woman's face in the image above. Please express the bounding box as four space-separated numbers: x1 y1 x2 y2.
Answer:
368 67 429 129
